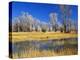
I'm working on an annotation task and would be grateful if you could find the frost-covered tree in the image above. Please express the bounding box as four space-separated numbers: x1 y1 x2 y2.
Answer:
49 13 58 32
12 12 34 32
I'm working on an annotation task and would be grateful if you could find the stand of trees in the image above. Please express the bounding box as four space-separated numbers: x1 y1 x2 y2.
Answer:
12 12 50 32
12 10 77 33
59 5 77 33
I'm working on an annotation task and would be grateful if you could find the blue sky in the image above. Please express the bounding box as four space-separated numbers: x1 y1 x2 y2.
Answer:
10 1 78 24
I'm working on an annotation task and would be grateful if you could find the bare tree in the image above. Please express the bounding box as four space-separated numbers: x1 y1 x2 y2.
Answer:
71 20 77 33
12 17 20 32
49 13 58 32
60 5 71 33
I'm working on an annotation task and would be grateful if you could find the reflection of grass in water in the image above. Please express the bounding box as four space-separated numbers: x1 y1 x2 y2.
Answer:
12 47 77 58
11 38 78 58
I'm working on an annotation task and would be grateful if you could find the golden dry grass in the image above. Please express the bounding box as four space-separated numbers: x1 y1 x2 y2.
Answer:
12 48 77 58
9 32 77 43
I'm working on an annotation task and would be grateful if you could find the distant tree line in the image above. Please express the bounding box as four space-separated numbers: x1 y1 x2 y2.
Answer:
12 5 77 33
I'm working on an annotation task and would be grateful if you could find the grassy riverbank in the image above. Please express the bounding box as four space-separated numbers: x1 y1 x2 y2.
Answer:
9 32 77 43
